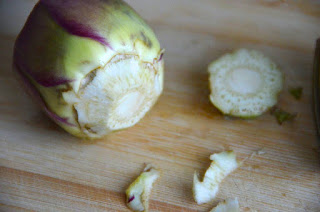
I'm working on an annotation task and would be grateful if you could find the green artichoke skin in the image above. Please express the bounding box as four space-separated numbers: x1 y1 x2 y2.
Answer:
14 0 164 138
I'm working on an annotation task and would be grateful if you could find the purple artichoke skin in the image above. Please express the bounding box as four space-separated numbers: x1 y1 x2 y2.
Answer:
13 63 73 125
13 0 164 138
41 0 114 48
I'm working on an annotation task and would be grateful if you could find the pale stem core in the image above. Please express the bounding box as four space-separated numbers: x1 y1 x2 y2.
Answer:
115 91 145 120
227 67 262 94
64 54 162 137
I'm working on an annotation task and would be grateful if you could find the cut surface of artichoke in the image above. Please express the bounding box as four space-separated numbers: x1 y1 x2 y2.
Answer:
63 54 162 138
210 198 240 212
193 151 239 205
208 49 283 118
126 165 160 212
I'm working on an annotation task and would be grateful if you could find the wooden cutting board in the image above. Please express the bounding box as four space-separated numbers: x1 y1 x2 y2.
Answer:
1 0 320 211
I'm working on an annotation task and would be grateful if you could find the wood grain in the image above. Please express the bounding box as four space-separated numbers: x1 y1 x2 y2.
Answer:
0 0 320 211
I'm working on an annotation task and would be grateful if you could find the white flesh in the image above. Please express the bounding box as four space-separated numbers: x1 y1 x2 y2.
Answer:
193 151 239 205
63 54 162 138
126 165 160 212
210 198 240 212
208 49 283 118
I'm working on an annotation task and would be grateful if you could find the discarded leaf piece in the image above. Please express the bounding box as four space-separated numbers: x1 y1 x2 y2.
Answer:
210 198 240 212
271 107 297 125
193 151 240 205
208 49 283 118
289 87 303 100
126 165 160 212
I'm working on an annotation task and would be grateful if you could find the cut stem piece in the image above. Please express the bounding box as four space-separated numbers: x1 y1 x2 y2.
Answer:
208 49 283 118
193 151 239 205
126 165 160 212
210 198 240 212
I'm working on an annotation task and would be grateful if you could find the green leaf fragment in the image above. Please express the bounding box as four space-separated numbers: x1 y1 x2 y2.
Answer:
289 87 303 100
271 107 297 125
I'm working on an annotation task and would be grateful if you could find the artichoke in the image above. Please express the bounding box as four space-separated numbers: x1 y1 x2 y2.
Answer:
13 0 164 138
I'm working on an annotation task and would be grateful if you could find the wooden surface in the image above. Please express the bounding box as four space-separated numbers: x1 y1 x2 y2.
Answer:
1 0 320 211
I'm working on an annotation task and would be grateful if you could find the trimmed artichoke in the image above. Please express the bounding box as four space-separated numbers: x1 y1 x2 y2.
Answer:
13 0 164 138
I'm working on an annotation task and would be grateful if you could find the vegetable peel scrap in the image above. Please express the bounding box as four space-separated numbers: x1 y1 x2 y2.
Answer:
270 107 297 125
125 165 160 212
208 49 283 118
289 87 303 100
193 151 240 205
210 198 240 212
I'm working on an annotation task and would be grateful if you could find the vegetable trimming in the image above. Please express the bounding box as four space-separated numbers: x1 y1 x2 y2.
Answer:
208 49 283 118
